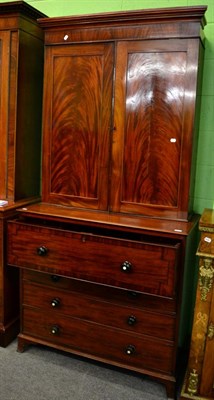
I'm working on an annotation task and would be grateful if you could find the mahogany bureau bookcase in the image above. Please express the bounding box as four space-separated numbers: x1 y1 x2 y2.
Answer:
7 6 207 399
0 1 46 346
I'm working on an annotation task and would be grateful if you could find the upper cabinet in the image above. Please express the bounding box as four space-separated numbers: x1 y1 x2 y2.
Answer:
38 6 207 221
0 1 46 203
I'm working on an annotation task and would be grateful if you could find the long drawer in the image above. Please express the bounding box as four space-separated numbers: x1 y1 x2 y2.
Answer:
8 221 180 298
22 269 177 313
21 307 175 375
23 281 176 341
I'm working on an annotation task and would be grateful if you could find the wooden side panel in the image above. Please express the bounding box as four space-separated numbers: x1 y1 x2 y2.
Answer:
0 27 44 203
42 43 113 210
0 31 10 199
0 219 3 322
14 29 44 200
0 213 20 347
7 30 18 201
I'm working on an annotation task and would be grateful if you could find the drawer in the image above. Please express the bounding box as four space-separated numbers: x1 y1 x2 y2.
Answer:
22 269 177 313
8 221 180 298
21 307 175 375
23 281 176 341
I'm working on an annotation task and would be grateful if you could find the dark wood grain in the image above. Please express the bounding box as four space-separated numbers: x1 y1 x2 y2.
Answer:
16 202 199 236
22 269 177 314
0 1 46 346
0 31 10 199
23 281 176 341
118 42 184 206
7 221 179 298
21 307 174 375
40 8 205 220
38 6 207 48
7 208 199 399
7 6 206 400
111 38 201 220
42 43 113 210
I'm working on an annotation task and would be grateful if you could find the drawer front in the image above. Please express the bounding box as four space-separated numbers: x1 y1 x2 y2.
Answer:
22 307 175 375
23 282 176 341
8 222 180 297
22 270 177 313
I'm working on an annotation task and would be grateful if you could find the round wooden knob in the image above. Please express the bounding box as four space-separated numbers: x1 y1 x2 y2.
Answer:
121 261 132 273
51 298 60 308
125 345 136 355
51 325 59 335
127 315 137 326
37 246 48 256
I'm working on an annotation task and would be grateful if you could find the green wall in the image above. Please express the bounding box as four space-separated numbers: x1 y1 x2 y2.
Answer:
4 0 213 214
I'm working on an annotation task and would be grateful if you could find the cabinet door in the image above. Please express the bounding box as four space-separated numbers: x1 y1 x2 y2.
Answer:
42 43 113 210
111 39 200 220
0 32 10 199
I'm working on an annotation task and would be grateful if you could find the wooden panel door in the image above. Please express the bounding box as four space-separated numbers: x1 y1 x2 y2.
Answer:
0 31 10 199
42 43 114 210
111 39 200 220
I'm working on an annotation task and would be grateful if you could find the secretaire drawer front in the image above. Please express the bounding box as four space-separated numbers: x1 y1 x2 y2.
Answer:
23 282 176 341
8 222 180 297
22 307 174 375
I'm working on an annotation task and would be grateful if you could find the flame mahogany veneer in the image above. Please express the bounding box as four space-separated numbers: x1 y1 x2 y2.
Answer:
7 6 207 399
